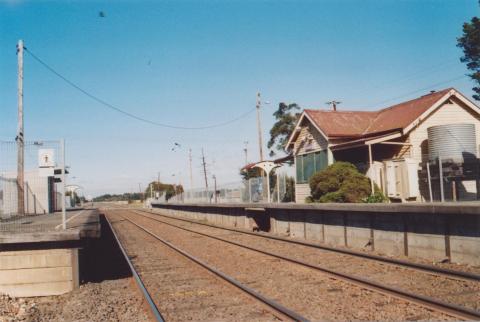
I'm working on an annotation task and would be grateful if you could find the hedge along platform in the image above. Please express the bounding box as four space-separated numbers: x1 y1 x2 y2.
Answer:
0 209 100 297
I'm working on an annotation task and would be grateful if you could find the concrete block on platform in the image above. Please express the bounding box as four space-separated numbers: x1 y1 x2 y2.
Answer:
273 211 289 235
304 211 323 242
0 248 79 297
372 214 405 256
345 213 372 250
323 213 345 247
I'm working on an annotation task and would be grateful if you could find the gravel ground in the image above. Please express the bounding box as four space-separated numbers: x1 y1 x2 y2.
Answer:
108 215 283 322
148 208 480 276
141 210 480 311
0 278 150 322
112 209 452 321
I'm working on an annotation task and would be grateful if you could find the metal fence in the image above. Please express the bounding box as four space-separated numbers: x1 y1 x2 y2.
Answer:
0 140 66 233
158 173 294 204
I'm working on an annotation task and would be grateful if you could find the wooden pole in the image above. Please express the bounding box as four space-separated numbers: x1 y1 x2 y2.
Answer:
189 148 193 190
61 139 66 229
201 148 209 202
368 144 374 195
256 92 264 161
426 162 433 202
277 173 280 203
439 156 445 202
17 39 25 215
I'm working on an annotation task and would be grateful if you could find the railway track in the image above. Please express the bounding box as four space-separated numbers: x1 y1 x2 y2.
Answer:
124 208 480 321
143 207 480 282
105 212 308 322
104 213 165 322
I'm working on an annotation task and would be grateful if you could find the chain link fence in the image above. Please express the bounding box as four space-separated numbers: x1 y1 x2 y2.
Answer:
0 140 66 233
156 173 295 204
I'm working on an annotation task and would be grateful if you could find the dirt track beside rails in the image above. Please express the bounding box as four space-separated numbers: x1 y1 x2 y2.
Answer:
106 213 283 322
109 209 457 321
140 210 480 312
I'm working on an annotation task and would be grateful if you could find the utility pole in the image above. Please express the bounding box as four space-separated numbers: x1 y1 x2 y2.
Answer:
326 100 341 111
212 175 217 203
243 141 248 165
17 39 25 215
201 148 209 202
256 92 264 161
189 148 193 190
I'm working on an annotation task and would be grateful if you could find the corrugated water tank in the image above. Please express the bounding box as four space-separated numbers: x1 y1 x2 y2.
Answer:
427 123 477 162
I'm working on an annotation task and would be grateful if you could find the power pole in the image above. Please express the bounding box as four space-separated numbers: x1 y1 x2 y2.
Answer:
17 39 25 215
201 148 209 202
243 141 248 165
256 92 264 161
326 100 341 111
212 174 217 203
189 148 193 190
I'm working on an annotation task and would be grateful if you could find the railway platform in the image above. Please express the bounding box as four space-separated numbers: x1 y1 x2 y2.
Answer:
0 209 101 297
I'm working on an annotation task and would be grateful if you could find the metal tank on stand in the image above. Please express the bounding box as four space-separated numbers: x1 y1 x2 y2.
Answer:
420 124 480 202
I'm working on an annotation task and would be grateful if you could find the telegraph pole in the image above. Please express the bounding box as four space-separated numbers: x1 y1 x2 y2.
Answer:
17 39 25 215
189 148 193 190
212 174 217 203
326 100 341 111
256 92 264 161
201 148 209 202
243 141 248 165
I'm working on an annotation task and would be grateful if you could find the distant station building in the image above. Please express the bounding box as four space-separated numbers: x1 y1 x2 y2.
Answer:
0 146 66 219
286 88 480 203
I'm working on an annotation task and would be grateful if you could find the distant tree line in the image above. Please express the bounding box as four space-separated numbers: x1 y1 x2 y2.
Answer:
144 181 184 201
93 181 184 202
93 192 144 202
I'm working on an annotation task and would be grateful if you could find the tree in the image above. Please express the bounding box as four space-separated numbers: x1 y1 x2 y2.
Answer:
144 181 184 201
267 102 301 157
308 162 386 203
457 3 480 101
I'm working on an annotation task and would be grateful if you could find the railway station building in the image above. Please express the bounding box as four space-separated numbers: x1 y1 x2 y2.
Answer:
286 88 480 203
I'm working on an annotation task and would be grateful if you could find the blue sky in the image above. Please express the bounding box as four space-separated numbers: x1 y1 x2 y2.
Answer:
0 0 478 196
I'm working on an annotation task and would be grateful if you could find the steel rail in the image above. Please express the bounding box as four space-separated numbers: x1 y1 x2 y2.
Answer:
118 213 310 322
131 210 480 321
104 215 165 322
143 208 480 282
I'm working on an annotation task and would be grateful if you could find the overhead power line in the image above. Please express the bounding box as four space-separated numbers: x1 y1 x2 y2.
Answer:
24 47 256 130
371 74 468 107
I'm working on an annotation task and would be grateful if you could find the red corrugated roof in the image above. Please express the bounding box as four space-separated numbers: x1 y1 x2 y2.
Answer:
304 88 452 138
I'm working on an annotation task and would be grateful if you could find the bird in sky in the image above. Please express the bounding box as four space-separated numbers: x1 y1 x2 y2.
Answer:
171 142 181 151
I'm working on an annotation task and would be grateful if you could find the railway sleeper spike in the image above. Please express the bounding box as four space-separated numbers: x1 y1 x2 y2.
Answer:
130 210 480 321
119 214 310 322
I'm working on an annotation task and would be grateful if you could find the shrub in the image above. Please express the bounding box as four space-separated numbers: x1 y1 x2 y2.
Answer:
309 161 385 203
363 191 388 203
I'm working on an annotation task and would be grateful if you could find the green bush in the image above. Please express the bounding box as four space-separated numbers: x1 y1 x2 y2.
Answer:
362 191 388 203
309 161 385 203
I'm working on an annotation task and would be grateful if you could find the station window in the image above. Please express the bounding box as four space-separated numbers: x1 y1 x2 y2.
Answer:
295 150 328 183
